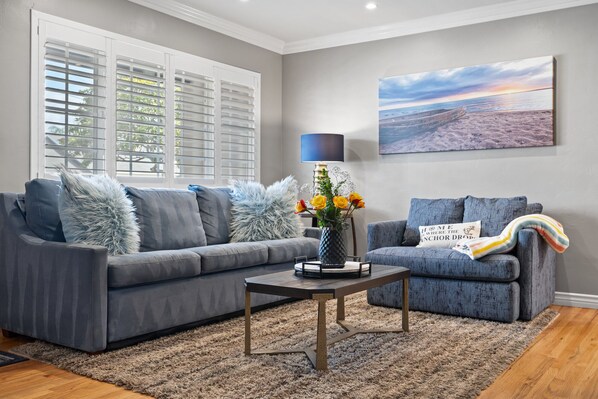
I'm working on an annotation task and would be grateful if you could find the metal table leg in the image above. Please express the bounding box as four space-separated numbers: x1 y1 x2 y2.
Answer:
402 278 409 332
245 285 408 371
350 215 357 256
313 293 333 371
337 296 345 321
244 288 251 355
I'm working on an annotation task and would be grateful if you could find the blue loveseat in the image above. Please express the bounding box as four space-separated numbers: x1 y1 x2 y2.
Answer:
0 179 319 352
366 196 556 322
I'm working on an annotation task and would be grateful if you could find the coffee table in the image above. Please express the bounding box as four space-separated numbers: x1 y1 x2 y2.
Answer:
244 264 410 370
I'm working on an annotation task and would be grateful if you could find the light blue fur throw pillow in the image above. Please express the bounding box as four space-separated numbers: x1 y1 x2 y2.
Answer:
58 170 140 255
229 176 301 242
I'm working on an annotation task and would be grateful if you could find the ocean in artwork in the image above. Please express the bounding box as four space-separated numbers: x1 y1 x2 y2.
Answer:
378 56 554 154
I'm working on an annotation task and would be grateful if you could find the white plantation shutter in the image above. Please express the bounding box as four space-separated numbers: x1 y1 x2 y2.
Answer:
43 40 107 175
219 80 256 181
174 70 216 180
34 15 260 186
115 57 166 177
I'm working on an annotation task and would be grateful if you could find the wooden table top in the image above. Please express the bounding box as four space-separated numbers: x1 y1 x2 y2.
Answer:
245 264 410 299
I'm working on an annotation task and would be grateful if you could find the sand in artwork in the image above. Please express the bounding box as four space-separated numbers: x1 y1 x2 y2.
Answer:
379 56 555 154
380 109 553 154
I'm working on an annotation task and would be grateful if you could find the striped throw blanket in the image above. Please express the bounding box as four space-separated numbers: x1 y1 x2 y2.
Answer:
453 214 569 260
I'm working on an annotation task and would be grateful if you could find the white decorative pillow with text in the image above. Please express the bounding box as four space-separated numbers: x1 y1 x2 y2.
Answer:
417 221 481 249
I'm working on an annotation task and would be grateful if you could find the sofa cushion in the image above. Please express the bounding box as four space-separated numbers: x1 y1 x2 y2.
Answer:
188 185 232 245
366 247 520 282
24 178 66 242
403 198 465 246
16 194 26 215
463 196 527 237
188 242 268 274
126 187 207 251
108 250 202 288
260 237 320 264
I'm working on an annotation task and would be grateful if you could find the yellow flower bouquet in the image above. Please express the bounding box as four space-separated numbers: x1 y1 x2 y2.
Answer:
295 168 365 267
295 168 365 231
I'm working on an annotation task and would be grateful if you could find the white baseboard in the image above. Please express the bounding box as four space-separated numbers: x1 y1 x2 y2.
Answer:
554 291 598 309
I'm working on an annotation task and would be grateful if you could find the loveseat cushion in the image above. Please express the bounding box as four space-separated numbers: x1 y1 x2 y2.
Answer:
24 178 66 242
366 247 520 282
403 198 465 246
126 187 207 251
261 237 320 264
188 242 268 274
526 203 543 214
108 250 201 288
462 196 527 237
188 185 232 245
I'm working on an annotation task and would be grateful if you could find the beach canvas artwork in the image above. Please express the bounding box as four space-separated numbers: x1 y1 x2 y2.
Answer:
378 56 555 154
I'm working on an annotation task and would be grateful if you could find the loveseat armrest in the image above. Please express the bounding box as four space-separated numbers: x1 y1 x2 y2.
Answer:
516 228 556 320
367 220 407 251
0 193 109 352
303 227 322 240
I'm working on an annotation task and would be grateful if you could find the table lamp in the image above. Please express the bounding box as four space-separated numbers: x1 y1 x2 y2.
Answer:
300 133 344 193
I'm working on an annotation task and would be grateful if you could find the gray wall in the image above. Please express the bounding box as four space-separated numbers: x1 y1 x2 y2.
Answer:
283 4 598 296
0 0 283 191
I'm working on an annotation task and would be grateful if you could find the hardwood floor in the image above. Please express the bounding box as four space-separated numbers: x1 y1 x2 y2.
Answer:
479 305 598 399
1 305 596 399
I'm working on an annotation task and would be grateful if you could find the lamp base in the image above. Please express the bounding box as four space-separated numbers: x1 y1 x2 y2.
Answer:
313 162 327 194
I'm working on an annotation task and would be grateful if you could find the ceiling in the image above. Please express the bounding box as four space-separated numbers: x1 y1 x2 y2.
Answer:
129 0 598 54
175 0 512 43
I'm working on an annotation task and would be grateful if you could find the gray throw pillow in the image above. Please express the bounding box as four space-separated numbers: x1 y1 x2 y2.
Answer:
59 171 140 255
402 198 465 246
188 185 232 245
229 176 301 242
24 178 66 242
462 196 528 237
126 187 207 251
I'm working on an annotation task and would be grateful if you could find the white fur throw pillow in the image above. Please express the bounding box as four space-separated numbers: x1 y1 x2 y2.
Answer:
229 176 301 242
58 170 140 255
417 221 481 249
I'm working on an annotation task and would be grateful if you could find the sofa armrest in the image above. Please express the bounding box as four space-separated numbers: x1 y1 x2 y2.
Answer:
0 193 109 352
516 228 556 320
367 220 407 251
303 227 322 240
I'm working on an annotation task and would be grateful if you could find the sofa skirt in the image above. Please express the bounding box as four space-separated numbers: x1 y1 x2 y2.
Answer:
107 262 293 343
367 276 520 322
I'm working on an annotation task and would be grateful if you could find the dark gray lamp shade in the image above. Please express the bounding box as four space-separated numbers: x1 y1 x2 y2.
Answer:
300 134 344 162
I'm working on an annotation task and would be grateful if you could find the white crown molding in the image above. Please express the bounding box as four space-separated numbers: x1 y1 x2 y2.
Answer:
128 0 598 55
554 291 598 309
283 0 598 54
127 0 285 54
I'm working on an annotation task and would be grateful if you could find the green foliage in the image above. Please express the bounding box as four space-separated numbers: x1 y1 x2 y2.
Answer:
315 168 344 231
52 71 169 173
48 86 100 170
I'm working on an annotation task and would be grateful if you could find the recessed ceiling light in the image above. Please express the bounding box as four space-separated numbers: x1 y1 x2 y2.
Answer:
365 2 377 10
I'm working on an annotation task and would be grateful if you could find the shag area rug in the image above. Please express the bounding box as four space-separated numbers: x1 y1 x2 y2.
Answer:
15 293 557 399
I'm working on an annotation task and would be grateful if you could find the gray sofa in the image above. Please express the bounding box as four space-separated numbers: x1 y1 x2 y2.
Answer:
366 196 556 322
0 180 319 352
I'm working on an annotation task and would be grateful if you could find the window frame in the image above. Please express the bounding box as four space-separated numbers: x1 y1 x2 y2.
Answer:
31 10 261 187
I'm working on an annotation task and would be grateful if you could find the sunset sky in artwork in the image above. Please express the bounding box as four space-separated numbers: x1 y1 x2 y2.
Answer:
379 56 554 110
